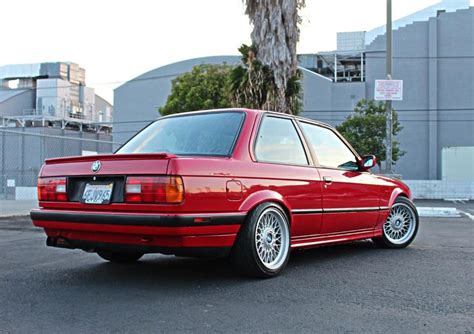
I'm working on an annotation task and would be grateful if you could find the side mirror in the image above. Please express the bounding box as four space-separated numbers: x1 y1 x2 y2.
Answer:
360 155 377 171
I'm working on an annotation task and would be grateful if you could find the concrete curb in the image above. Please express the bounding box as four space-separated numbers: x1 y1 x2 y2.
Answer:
416 207 461 218
0 214 30 219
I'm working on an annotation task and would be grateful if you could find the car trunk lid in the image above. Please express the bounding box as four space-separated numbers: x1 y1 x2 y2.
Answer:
40 153 175 178
38 153 177 208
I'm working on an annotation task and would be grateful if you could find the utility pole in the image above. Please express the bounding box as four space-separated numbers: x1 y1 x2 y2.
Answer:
385 0 393 173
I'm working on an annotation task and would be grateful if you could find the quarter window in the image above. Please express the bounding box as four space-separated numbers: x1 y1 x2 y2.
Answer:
255 117 308 165
300 122 358 170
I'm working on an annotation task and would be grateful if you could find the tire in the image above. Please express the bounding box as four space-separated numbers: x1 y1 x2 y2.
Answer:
97 250 144 263
372 196 419 249
231 202 291 278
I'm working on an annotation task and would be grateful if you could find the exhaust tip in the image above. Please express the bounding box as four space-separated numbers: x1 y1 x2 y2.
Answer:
46 237 75 249
46 236 56 247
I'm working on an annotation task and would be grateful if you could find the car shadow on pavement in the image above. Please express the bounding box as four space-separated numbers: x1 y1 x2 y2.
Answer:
289 240 379 264
53 240 388 288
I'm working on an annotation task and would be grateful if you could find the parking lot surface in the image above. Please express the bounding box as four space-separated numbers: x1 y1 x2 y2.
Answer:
0 215 472 333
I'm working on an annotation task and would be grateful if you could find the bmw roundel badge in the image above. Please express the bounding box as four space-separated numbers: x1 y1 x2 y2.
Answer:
91 160 101 173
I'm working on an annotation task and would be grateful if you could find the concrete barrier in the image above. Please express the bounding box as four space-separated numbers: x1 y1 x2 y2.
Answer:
404 180 474 200
15 187 38 201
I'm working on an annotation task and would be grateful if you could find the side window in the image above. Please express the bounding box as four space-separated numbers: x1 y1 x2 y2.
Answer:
300 122 358 170
255 117 308 165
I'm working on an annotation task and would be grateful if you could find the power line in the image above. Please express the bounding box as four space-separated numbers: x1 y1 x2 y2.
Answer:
1 108 472 139
95 119 156 125
108 120 474 130
99 107 474 125
305 119 474 122
1 108 472 128
366 55 474 59
304 107 474 113
0 128 121 145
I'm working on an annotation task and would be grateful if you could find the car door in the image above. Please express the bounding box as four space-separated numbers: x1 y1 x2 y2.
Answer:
298 121 380 234
253 115 323 237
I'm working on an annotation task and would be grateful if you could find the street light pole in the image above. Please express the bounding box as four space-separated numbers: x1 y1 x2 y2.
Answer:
385 0 393 173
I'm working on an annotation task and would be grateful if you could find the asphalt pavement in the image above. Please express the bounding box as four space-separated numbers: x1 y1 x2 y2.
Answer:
0 200 37 217
0 215 472 333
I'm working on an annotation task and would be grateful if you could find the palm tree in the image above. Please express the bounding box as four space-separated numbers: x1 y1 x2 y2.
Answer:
240 0 305 114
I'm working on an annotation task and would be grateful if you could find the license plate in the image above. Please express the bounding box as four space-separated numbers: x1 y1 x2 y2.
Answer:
82 183 114 204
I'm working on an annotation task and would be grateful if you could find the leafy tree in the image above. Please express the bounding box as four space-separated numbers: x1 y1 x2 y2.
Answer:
238 0 305 114
159 64 233 116
336 99 404 169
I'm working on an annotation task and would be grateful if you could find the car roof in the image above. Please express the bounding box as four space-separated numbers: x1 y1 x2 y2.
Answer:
158 108 334 129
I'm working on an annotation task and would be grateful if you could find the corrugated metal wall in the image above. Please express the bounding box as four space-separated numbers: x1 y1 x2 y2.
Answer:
0 128 113 199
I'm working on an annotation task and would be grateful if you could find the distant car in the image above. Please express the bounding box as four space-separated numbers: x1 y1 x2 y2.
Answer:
31 109 419 277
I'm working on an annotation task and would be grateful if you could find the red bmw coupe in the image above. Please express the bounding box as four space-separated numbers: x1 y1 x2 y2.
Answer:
31 109 419 277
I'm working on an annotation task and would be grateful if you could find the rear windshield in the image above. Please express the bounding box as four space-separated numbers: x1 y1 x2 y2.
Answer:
116 111 245 156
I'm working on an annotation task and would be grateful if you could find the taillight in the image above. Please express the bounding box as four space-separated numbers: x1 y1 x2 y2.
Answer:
37 177 68 201
125 176 184 204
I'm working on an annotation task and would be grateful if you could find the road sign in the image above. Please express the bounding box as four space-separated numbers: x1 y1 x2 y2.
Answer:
374 80 403 101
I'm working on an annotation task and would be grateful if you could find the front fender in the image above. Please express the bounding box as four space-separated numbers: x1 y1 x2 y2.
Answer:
376 175 413 207
376 185 413 232
388 188 407 207
387 181 414 207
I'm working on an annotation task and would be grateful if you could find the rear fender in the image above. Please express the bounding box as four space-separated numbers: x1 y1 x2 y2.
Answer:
239 190 292 223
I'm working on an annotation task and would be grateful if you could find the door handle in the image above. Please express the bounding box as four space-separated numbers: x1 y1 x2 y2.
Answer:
323 176 333 183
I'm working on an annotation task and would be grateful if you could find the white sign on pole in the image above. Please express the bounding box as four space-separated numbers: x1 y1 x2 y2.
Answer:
374 80 403 101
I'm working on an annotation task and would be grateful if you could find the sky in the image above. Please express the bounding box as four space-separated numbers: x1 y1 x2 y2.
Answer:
1 0 472 103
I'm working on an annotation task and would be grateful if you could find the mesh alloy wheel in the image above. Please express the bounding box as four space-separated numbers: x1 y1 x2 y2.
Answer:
231 203 291 278
254 207 290 271
383 202 417 245
373 197 419 249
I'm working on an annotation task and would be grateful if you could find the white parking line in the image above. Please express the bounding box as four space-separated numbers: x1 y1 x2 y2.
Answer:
458 210 474 221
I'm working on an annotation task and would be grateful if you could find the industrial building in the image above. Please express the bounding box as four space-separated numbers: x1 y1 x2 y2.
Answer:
113 1 473 194
0 62 113 129
0 62 114 198
303 2 474 182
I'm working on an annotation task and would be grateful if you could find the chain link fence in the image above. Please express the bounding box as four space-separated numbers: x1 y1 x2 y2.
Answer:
0 128 117 199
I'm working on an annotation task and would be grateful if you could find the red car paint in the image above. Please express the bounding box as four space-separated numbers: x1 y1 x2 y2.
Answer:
31 109 412 256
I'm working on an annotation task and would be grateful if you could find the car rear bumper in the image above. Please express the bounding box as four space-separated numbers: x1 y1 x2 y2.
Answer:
30 209 245 257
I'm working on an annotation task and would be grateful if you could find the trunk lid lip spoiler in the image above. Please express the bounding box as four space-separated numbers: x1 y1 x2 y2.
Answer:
44 152 177 165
